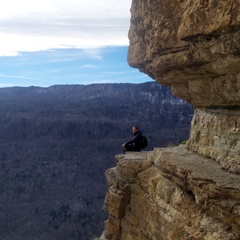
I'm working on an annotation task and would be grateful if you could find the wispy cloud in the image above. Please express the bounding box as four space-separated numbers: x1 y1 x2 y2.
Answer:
0 83 16 88
0 0 131 56
80 64 98 69
0 74 45 81
103 71 134 75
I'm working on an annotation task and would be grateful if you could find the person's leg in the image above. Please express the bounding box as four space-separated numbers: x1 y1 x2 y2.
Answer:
124 143 135 151
124 143 141 152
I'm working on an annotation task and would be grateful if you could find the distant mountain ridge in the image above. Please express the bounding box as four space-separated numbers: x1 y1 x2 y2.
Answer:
0 82 192 135
0 82 193 240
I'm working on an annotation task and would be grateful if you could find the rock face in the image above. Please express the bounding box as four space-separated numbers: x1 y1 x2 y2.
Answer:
103 149 240 239
128 0 240 172
102 0 240 239
188 108 240 173
128 0 240 107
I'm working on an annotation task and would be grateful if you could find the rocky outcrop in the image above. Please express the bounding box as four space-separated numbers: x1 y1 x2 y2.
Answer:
128 0 240 106
102 0 240 239
188 108 240 173
103 148 240 239
128 0 240 172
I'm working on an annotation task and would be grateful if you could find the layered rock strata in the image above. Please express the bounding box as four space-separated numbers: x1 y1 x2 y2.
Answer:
128 0 240 171
102 0 240 239
103 148 240 240
188 108 240 173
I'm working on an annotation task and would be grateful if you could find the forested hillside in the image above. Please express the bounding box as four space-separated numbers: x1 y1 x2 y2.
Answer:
0 82 193 240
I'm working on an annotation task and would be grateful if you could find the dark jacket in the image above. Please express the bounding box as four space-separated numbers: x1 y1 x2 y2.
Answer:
126 130 143 151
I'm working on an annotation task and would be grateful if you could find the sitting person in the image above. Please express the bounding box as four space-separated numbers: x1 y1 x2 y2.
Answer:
122 126 143 153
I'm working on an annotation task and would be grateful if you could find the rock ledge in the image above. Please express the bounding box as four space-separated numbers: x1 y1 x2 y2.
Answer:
103 147 240 240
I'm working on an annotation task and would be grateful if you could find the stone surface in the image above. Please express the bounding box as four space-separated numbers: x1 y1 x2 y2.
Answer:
103 148 240 240
187 108 240 173
128 0 240 106
128 0 240 107
102 0 240 239
127 0 240 172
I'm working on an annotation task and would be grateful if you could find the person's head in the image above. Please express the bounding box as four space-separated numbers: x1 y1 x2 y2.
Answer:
132 126 139 133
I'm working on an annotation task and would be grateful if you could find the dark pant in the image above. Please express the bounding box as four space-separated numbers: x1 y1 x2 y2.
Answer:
124 143 141 152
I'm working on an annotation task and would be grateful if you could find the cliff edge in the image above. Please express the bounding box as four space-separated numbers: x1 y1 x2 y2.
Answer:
103 148 240 239
102 1 240 239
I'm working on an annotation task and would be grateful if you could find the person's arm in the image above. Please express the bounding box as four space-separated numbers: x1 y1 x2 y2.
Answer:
122 137 135 147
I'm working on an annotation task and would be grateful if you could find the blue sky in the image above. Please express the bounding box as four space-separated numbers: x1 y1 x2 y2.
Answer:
0 47 152 87
0 0 152 87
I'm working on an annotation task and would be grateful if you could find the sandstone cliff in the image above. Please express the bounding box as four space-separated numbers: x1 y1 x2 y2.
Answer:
103 149 240 239
102 0 240 239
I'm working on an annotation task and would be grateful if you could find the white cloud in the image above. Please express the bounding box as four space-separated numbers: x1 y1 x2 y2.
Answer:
0 0 131 56
0 74 45 81
0 83 16 88
80 64 98 69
